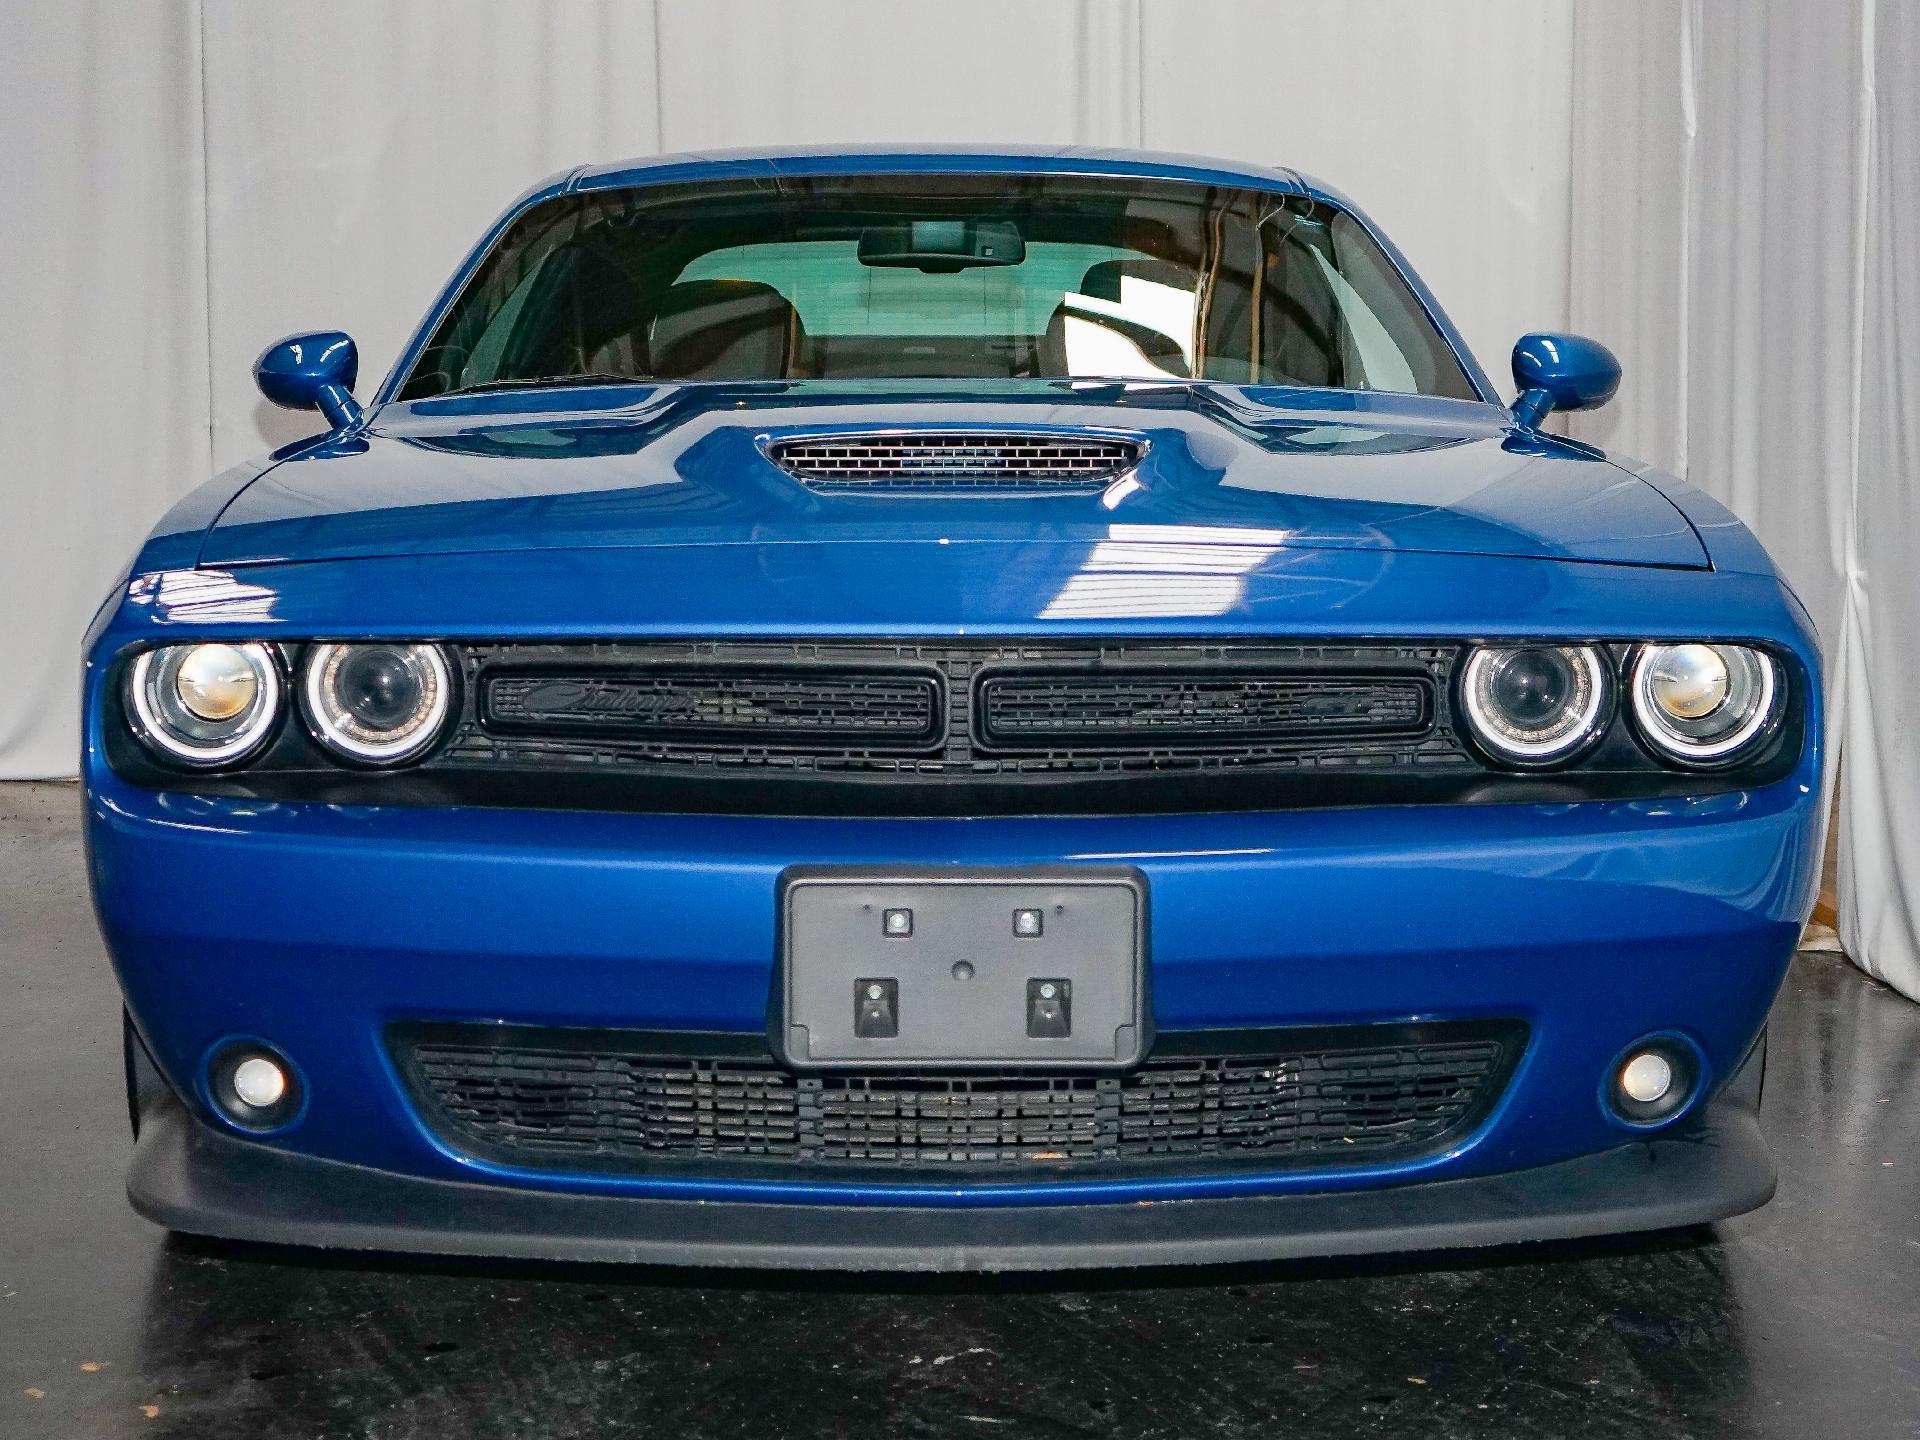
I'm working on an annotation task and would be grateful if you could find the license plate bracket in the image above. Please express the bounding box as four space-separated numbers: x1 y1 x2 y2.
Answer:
777 866 1148 1069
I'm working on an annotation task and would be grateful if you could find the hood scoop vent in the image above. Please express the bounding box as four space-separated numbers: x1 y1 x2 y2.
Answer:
766 430 1143 495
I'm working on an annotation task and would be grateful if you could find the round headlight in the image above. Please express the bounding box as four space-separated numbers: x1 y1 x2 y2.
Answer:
1631 643 1779 764
1459 645 1610 766
301 642 451 765
126 643 281 767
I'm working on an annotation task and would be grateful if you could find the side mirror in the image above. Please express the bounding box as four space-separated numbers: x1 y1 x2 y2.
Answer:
254 331 363 430
1509 332 1620 430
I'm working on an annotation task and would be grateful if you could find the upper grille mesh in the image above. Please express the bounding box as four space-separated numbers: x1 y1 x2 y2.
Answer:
446 640 1467 784
768 432 1142 492
979 672 1430 747
484 669 942 746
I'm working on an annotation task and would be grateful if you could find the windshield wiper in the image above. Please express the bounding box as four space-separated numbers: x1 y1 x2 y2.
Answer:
440 372 649 397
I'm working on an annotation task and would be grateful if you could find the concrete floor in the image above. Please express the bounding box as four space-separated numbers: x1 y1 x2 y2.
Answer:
4 781 1919 1440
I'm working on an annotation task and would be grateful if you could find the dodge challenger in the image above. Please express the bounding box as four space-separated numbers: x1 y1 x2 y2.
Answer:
85 147 1823 1270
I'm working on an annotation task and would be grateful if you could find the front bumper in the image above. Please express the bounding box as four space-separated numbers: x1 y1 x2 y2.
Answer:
93 755 1817 1246
128 1042 1771 1270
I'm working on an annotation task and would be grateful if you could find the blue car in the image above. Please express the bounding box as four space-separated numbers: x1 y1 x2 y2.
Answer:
87 147 1822 1270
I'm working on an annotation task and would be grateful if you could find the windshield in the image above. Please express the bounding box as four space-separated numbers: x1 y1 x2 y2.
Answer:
397 174 1477 400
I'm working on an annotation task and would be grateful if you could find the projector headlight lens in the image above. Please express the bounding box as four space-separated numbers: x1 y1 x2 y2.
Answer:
302 642 451 765
1631 643 1779 764
127 643 281 767
1460 644 1610 766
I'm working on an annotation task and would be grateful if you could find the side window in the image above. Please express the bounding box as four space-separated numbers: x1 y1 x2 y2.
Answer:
403 196 634 398
1301 248 1418 393
461 255 568 380
1317 211 1468 396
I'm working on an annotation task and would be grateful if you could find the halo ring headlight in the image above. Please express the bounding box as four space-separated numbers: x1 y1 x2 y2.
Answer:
301 642 452 765
1459 644 1610 767
126 643 281 767
1630 643 1779 765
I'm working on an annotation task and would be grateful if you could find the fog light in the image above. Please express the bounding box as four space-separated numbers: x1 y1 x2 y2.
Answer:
1607 1038 1699 1127
231 1055 288 1109
208 1043 302 1131
1619 1050 1674 1104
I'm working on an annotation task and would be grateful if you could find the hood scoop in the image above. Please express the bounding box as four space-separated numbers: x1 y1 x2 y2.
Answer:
766 430 1143 494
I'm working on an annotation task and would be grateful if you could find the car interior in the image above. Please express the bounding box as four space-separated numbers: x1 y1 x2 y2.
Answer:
399 180 1472 398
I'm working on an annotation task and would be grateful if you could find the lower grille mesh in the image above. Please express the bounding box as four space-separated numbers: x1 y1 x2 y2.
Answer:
397 1023 1521 1177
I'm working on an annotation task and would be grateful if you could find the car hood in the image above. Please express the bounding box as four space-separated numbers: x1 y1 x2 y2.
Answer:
199 382 1707 570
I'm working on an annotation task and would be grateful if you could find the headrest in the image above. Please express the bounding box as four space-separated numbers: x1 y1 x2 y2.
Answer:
648 280 802 379
1073 257 1196 302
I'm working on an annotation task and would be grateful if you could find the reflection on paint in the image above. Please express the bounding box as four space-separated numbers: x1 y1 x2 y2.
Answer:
1040 535 1279 619
130 570 280 626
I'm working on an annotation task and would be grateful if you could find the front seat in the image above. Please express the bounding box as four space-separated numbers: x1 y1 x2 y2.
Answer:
646 280 805 380
1037 259 1194 379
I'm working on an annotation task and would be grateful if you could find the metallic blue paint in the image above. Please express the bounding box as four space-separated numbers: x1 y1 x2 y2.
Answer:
1510 332 1623 429
193 385 1706 572
254 331 363 430
86 149 1825 1241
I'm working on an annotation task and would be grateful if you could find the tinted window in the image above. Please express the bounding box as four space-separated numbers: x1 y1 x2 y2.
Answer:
398 175 1477 400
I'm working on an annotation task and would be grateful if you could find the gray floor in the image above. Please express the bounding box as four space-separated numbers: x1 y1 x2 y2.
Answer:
4 780 1919 1439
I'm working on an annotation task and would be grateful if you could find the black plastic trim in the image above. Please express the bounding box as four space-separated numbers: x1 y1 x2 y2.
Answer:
125 1082 1775 1272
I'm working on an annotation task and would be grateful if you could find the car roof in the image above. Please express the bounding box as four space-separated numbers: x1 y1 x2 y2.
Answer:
566 145 1346 206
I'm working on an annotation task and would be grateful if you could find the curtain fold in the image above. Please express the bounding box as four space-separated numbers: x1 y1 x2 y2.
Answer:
1570 0 1918 998
0 1 211 779
1837 3 1920 995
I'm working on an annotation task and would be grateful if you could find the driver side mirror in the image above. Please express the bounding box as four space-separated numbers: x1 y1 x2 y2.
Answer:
254 331 363 430
1509 332 1620 430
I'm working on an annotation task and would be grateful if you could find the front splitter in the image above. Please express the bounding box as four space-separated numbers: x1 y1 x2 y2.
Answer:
127 1094 1773 1273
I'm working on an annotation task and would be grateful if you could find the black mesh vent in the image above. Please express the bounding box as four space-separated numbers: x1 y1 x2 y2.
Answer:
767 431 1141 492
483 668 942 747
978 670 1430 748
394 1022 1523 1179
442 640 1469 788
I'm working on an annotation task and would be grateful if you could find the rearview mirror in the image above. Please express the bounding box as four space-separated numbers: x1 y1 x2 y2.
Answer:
858 219 1025 273
254 331 363 430
1509 332 1620 430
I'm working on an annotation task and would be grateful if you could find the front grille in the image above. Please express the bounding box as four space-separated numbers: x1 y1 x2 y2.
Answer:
767 431 1142 492
443 640 1471 802
394 1022 1523 1179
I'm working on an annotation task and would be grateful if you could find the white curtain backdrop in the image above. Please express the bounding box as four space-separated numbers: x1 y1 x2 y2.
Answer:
1567 1 1920 998
2 1 1914 994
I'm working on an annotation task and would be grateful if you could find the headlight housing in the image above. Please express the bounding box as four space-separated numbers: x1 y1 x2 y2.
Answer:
1630 643 1780 764
126 643 282 767
301 642 452 765
1459 644 1610 767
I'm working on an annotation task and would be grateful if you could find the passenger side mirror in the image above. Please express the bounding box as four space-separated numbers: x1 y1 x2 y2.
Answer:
255 331 363 430
1509 332 1620 430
